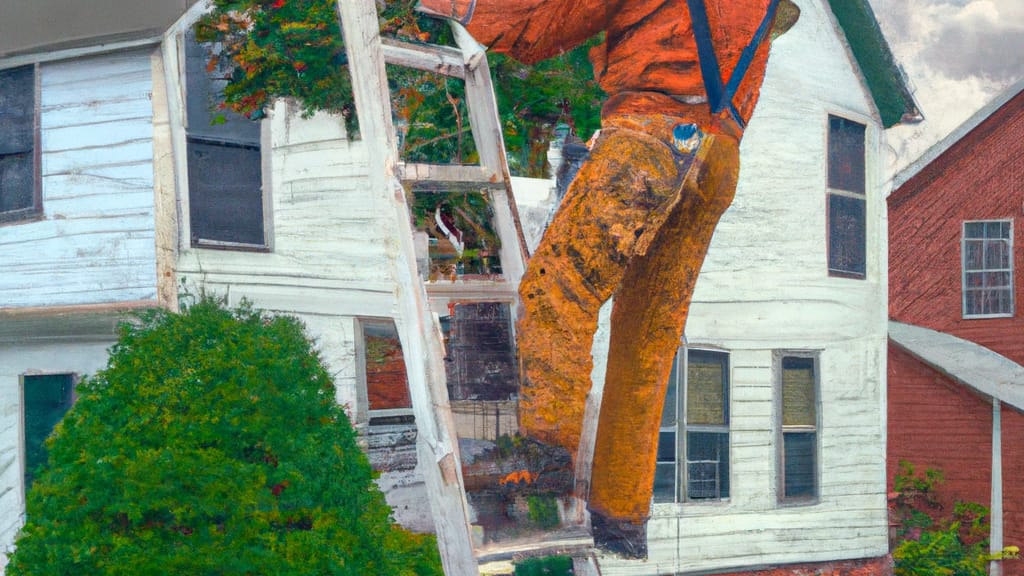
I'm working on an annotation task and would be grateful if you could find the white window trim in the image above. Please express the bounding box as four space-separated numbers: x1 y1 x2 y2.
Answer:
655 342 732 505
161 6 274 253
825 111 871 280
774 351 821 506
354 317 415 429
962 219 1014 319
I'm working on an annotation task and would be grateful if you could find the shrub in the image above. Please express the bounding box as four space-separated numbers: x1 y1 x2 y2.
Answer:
514 555 574 576
890 460 988 576
7 298 442 575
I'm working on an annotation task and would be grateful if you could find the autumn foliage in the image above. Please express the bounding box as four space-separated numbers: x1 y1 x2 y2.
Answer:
194 0 603 175
6 298 442 575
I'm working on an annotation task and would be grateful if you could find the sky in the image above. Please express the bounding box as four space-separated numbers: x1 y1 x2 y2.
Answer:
868 0 1024 175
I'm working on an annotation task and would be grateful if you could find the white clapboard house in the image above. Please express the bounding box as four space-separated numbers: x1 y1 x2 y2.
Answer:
0 0 918 574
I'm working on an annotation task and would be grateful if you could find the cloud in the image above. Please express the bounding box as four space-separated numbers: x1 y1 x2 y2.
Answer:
868 0 1023 172
926 0 1024 81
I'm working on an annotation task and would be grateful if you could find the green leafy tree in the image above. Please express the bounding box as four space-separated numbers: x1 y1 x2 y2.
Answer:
7 298 442 575
195 0 603 175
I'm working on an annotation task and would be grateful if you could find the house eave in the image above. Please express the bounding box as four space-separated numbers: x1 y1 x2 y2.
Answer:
827 0 921 129
0 0 197 60
889 320 1024 412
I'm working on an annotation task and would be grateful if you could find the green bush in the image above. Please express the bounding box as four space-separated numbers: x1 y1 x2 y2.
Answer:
893 524 986 576
514 555 574 576
890 461 988 576
526 495 559 530
7 298 442 575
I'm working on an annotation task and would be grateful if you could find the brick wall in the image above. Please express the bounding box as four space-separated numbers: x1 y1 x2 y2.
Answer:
887 343 992 513
889 90 1024 364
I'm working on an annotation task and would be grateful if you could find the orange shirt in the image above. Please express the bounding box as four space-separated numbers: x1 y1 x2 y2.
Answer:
418 0 774 128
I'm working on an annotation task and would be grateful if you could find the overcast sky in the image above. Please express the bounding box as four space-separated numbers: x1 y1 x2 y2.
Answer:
868 0 1024 174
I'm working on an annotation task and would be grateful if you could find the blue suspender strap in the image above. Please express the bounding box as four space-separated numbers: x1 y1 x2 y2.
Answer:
685 0 725 115
721 0 781 128
686 0 781 129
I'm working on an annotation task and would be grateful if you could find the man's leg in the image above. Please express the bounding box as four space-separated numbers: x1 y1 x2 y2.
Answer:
588 133 740 557
517 125 689 458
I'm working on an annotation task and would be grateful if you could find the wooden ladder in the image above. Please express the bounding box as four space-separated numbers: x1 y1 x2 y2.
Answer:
338 2 530 574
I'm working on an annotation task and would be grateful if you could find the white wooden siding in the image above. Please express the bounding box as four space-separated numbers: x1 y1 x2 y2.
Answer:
0 49 157 309
0 339 117 571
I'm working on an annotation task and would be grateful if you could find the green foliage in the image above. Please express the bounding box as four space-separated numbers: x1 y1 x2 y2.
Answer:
490 39 604 177
525 495 559 530
890 461 989 576
7 298 442 575
195 0 357 132
893 524 986 576
514 555 574 576
195 0 603 175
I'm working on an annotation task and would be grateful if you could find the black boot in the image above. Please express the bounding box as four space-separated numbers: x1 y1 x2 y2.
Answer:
589 510 647 558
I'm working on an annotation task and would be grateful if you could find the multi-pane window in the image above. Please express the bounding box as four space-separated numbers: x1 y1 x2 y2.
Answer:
654 348 730 503
23 374 74 490
0 65 39 223
827 115 866 278
963 220 1013 317
779 355 818 502
184 32 266 248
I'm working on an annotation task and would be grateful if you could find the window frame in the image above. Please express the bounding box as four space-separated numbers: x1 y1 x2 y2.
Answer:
19 372 77 502
175 28 273 252
0 63 42 225
355 317 415 428
961 219 1014 319
655 344 731 504
826 113 867 279
775 351 820 505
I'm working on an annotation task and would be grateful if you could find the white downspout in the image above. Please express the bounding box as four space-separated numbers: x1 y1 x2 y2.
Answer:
991 398 1003 576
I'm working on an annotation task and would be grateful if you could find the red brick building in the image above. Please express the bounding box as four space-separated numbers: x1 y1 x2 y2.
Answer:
888 78 1024 576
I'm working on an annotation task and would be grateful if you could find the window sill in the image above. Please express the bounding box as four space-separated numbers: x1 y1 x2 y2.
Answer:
191 239 271 253
777 495 819 508
962 313 1014 320
650 498 731 517
0 209 43 227
828 269 866 280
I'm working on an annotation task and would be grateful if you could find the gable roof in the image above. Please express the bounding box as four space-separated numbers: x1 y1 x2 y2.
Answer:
0 0 198 59
892 77 1024 190
890 321 1024 412
827 0 921 128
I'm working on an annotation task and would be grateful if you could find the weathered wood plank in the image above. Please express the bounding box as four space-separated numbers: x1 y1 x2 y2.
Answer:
42 117 152 152
381 38 465 78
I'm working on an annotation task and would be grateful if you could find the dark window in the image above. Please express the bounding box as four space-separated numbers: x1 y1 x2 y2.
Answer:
0 65 39 223
443 302 517 401
654 348 730 503
23 374 74 490
827 116 866 278
963 220 1013 317
780 355 817 502
185 32 265 248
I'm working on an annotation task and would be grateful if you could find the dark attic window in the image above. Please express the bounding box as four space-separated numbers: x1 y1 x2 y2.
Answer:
827 115 866 278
